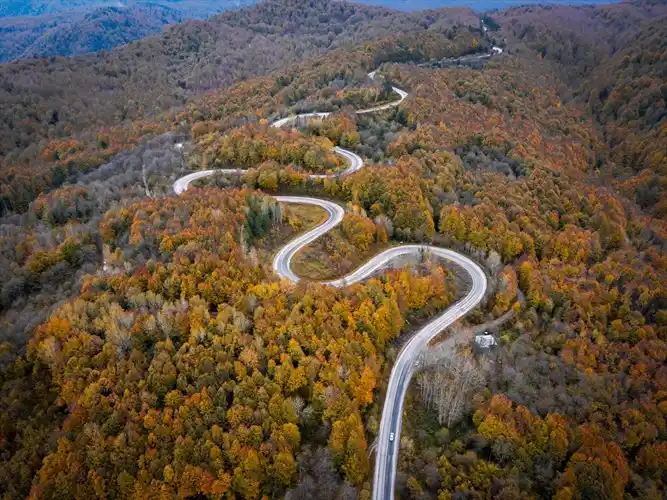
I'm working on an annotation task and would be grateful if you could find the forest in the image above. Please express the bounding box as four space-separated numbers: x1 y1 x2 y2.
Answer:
0 0 665 498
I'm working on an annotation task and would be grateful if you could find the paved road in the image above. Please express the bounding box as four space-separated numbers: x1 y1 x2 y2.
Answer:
313 146 363 178
173 168 245 195
172 146 362 193
418 45 504 68
172 67 490 499
270 71 408 127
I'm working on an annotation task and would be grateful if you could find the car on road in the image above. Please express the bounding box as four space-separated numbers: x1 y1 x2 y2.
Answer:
389 432 395 442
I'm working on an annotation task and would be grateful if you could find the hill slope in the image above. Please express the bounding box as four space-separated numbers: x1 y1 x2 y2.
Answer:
585 19 667 217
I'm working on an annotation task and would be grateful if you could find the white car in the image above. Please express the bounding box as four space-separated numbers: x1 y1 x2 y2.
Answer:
389 432 395 442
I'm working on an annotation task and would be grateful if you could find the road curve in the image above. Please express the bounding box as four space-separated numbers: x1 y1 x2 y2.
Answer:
172 69 488 500
371 246 485 500
173 146 362 194
175 71 398 191
266 198 486 500
271 196 344 283
269 71 408 128
173 168 245 195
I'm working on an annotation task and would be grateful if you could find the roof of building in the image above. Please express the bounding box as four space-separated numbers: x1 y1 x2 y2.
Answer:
474 334 497 349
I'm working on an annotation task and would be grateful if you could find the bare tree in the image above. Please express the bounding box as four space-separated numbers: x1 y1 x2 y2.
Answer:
142 162 153 198
418 355 487 428
486 250 502 274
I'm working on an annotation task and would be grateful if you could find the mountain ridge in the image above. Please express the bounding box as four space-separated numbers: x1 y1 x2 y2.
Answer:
0 5 185 62
0 0 254 62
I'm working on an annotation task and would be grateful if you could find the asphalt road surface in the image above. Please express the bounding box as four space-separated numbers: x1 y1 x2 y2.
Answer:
172 65 493 499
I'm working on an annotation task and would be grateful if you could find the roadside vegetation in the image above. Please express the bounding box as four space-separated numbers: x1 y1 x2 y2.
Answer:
292 212 391 280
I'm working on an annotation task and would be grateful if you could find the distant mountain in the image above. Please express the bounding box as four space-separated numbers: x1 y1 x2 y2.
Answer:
0 1 249 18
0 1 255 62
346 0 625 12
0 0 89 17
0 6 184 61
0 0 631 62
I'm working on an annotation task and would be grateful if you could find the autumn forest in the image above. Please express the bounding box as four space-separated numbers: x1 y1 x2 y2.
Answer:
0 0 665 499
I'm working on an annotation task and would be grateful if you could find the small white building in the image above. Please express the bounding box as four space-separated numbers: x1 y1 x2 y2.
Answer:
474 333 497 354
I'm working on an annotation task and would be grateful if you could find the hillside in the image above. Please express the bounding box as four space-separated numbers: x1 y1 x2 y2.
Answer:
493 0 667 83
585 20 667 218
491 1 667 218
0 0 665 499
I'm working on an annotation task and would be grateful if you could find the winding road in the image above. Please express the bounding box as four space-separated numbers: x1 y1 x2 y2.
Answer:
269 72 409 129
173 71 488 500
